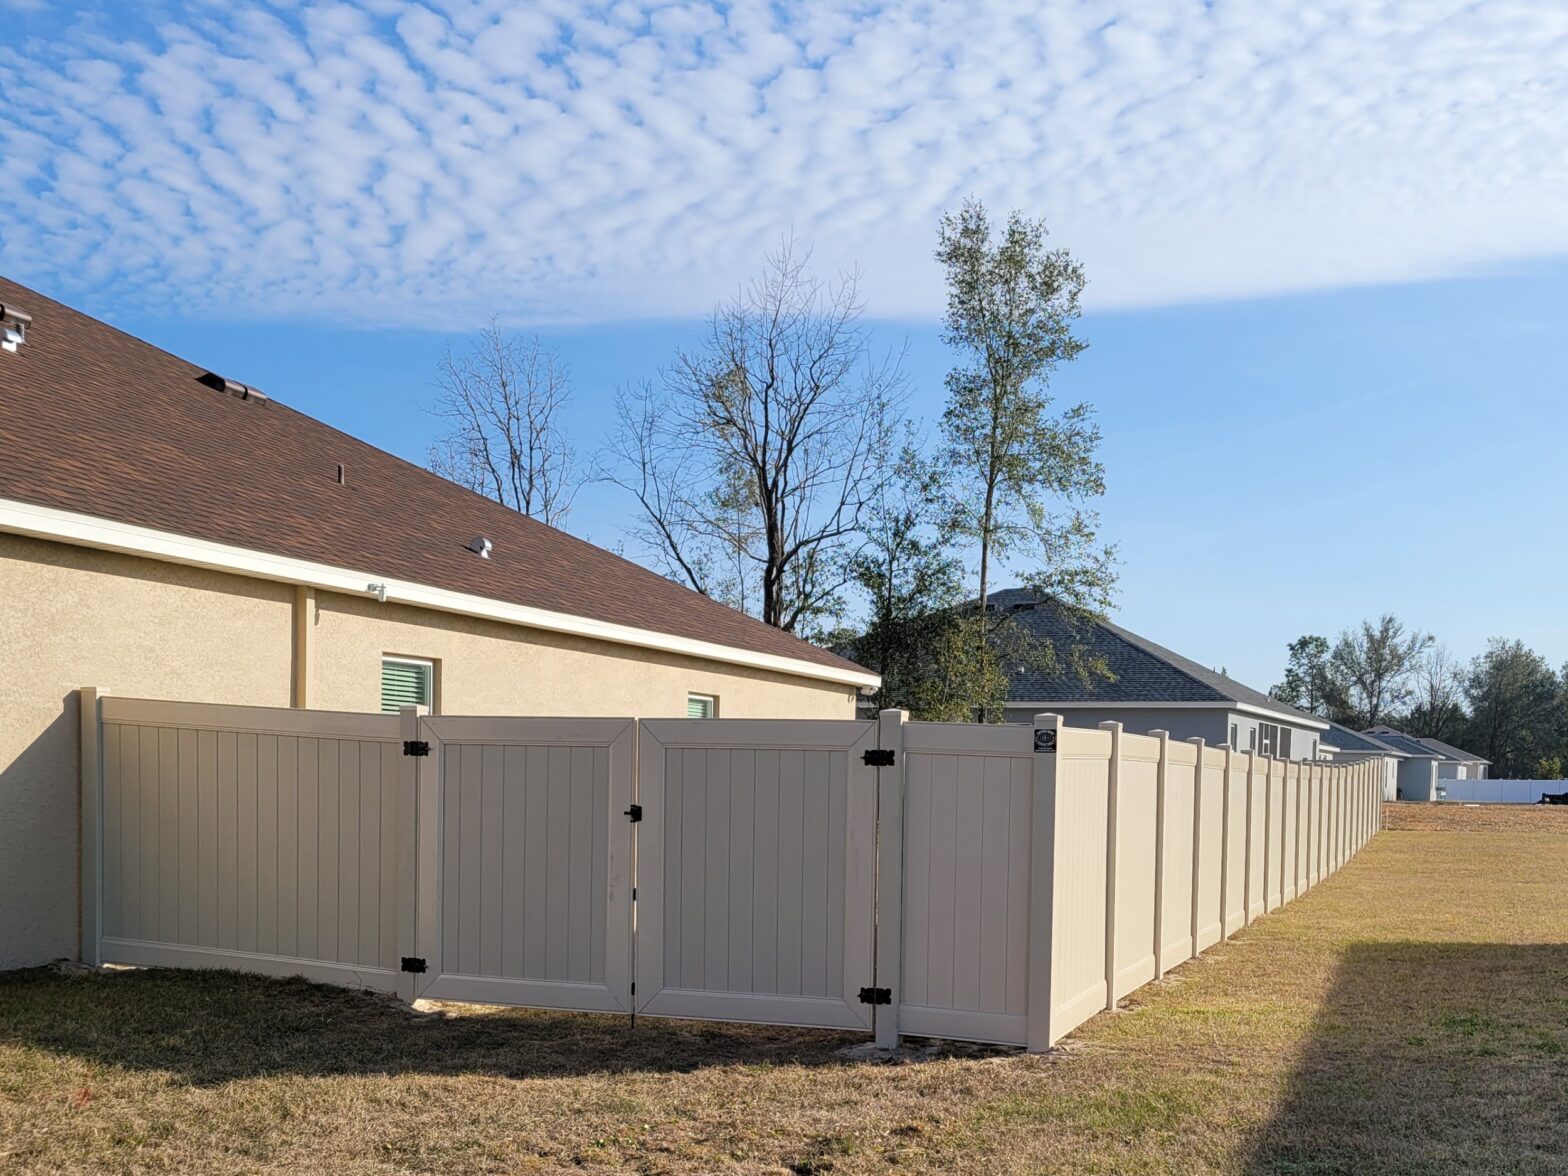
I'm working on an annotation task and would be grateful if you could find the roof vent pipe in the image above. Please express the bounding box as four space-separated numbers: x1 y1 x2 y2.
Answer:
468 537 493 559
0 303 31 353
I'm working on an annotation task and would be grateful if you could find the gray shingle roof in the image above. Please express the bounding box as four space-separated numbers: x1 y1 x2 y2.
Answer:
990 589 1323 727
1321 722 1408 757
1361 730 1443 758
1413 735 1490 764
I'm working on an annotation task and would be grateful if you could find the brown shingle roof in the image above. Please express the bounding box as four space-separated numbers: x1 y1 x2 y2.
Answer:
0 275 871 680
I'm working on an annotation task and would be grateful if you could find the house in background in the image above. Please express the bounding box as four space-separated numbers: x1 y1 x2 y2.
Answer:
1319 722 1409 801
1395 731 1490 781
0 276 877 970
991 590 1329 757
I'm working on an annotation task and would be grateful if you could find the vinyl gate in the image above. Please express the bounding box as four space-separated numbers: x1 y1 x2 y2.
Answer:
83 693 1382 1051
635 719 878 1029
407 715 634 1012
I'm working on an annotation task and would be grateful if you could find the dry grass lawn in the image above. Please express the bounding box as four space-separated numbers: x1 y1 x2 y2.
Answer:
4 803 1567 1174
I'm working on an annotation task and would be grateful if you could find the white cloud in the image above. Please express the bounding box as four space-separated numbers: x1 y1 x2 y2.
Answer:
1 0 1566 326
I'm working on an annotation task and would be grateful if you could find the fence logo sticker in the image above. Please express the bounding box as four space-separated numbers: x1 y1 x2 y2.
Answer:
1033 728 1057 754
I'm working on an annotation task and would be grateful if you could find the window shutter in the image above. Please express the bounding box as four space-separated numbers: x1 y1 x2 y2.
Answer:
686 694 714 719
381 660 432 713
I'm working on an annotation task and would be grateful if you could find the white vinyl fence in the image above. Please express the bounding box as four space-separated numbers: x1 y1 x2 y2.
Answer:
1437 779 1567 804
80 693 1381 1050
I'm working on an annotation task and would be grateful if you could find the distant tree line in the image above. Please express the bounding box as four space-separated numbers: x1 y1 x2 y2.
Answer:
426 201 1117 720
1270 617 1567 779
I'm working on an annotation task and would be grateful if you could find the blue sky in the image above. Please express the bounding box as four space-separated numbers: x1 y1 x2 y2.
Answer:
3 0 1567 690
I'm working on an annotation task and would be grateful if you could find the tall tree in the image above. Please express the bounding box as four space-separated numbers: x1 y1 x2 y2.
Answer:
428 319 579 526
1328 614 1431 728
1405 644 1467 740
1270 635 1336 716
1464 639 1560 778
603 241 903 637
934 199 1113 711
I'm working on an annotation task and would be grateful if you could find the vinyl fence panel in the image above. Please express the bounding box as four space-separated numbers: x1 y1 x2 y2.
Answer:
96 697 404 991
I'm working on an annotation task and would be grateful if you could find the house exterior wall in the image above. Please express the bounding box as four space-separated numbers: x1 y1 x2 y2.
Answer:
307 589 856 720
0 534 857 970
0 535 296 970
1396 757 1440 802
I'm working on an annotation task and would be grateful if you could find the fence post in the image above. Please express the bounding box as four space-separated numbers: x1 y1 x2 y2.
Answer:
1220 744 1233 936
1027 713 1062 1052
1152 730 1169 977
78 686 108 967
875 708 907 1050
395 704 425 1004
1187 737 1205 960
1099 721 1123 1011
1262 755 1274 913
1243 751 1257 924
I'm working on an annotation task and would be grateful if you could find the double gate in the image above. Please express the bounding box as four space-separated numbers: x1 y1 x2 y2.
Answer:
90 698 883 1033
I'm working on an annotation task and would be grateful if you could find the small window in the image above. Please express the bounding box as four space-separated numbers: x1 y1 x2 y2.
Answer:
1230 723 1239 750
382 657 435 713
687 693 717 719
1248 727 1257 752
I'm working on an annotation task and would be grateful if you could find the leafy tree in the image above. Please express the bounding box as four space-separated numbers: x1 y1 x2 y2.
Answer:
428 319 580 525
933 199 1114 713
1270 635 1336 716
1328 615 1432 728
1535 756 1564 781
604 240 903 636
1464 639 1561 778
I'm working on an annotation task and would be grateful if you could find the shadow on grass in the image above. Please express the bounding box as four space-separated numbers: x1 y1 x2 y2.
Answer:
1246 942 1568 1175
0 965 902 1086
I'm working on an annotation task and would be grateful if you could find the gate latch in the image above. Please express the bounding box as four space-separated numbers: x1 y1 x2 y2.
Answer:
858 986 892 1005
403 740 431 757
401 957 427 974
624 804 643 823
862 749 895 767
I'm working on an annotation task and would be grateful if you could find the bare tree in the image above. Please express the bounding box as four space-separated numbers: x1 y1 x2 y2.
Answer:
603 240 904 636
428 318 579 526
1406 643 1466 739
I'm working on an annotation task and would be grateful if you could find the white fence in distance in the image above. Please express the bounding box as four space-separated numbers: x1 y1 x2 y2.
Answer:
80 693 1382 1051
1437 778 1567 804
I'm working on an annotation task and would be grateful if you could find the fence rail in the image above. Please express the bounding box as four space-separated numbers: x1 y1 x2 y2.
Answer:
81 692 1381 1050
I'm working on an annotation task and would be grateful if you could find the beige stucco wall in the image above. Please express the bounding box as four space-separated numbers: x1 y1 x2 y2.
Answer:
307 589 857 719
0 535 295 970
1 535 858 969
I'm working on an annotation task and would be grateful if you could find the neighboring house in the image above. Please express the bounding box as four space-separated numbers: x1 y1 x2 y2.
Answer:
0 277 877 970
1409 734 1490 780
1356 729 1448 801
990 590 1329 757
1319 722 1408 802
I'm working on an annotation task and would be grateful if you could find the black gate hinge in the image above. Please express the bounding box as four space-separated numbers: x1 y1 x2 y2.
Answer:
858 986 892 1005
401 957 427 974
624 804 643 823
863 749 895 767
403 740 431 757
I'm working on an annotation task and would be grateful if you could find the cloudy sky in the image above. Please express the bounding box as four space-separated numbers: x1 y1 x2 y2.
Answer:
3 0 1566 687
5 0 1568 324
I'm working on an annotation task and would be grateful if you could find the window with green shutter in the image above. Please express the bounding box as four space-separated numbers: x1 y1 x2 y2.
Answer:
382 657 434 713
686 693 717 719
